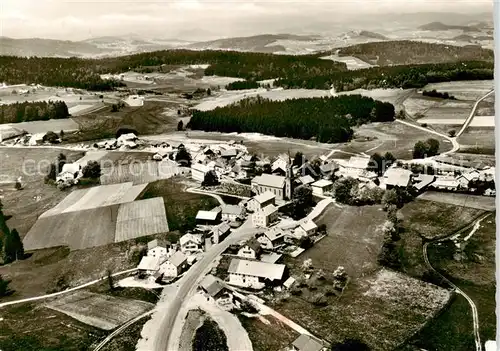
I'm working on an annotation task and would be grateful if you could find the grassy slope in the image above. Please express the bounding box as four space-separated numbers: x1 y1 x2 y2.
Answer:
140 178 219 231
237 315 300 351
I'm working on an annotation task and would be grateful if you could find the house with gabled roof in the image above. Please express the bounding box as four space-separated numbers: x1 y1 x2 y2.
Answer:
383 167 413 189
221 205 246 221
311 179 333 196
252 204 279 227
228 258 287 289
138 255 164 275
195 209 221 224
180 233 204 254
237 238 262 260
160 251 187 278
199 274 234 309
257 227 286 250
246 191 276 212
147 239 170 258
211 222 231 244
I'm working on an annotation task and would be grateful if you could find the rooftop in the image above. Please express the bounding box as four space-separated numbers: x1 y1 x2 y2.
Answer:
147 239 169 250
228 258 286 281
311 179 333 188
383 167 413 187
138 255 162 271
221 204 245 216
191 162 210 173
298 175 315 185
300 220 318 232
196 210 219 221
252 174 286 189
260 204 278 216
253 191 276 204
346 156 371 170
199 274 225 297
180 233 203 246
168 251 187 267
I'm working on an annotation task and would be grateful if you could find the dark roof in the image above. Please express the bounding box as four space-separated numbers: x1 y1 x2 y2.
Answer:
242 237 262 254
199 274 225 297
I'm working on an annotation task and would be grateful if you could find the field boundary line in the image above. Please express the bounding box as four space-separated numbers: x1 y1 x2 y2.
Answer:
0 268 138 308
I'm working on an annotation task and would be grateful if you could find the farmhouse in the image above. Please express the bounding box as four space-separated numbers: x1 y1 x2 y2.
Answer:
56 163 82 183
191 162 211 182
237 238 262 260
211 222 231 244
160 251 187 278
246 192 276 212
138 255 163 275
338 156 376 181
457 170 481 188
431 177 460 191
252 204 279 228
297 175 315 186
296 220 318 237
195 210 221 224
221 205 246 221
227 258 287 289
311 179 333 196
290 334 326 351
180 233 204 254
199 274 234 310
383 168 413 189
319 162 339 177
257 228 286 250
251 173 292 200
220 148 238 158
147 239 170 258
413 174 436 192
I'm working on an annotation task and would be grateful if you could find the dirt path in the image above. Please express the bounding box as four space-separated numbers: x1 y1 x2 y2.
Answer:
422 213 492 351
456 89 495 137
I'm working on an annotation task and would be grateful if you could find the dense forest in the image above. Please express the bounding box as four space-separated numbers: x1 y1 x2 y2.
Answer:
225 80 260 90
0 101 69 124
189 95 395 143
275 61 493 91
0 56 124 91
332 40 494 66
422 90 456 100
0 43 493 92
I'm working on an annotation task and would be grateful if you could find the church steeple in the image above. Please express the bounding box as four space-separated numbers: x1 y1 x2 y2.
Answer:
284 151 293 200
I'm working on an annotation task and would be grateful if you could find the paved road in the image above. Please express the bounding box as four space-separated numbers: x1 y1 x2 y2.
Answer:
422 213 491 351
147 218 262 351
0 268 137 308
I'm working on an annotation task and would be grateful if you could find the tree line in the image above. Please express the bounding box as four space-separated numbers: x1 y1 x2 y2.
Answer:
0 200 24 266
422 89 456 100
0 101 69 124
189 95 395 143
225 80 260 90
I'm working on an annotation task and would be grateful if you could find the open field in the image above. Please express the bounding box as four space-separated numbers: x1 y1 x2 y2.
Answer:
0 124 25 140
418 192 495 211
115 197 169 242
398 199 486 279
100 159 186 185
0 303 103 351
238 315 300 351
41 182 147 217
45 291 154 330
272 268 451 350
24 205 119 251
139 178 219 231
287 204 386 278
320 54 373 70
100 316 151 351
0 241 136 301
411 216 496 350
5 118 79 135
24 192 167 250
346 121 453 159
421 80 494 101
457 127 495 154
0 147 84 237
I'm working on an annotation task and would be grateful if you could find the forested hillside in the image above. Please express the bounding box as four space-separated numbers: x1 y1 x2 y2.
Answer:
0 101 69 124
226 80 260 90
275 61 493 91
189 95 395 143
335 40 493 66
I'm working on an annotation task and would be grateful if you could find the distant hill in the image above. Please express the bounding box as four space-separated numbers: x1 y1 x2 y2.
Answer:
0 36 105 57
186 34 319 53
359 31 388 40
418 22 481 32
337 40 494 66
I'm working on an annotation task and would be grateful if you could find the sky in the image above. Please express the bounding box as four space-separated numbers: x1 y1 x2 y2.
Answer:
0 0 493 41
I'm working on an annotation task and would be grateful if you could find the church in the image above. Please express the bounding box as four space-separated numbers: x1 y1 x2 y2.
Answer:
251 159 293 201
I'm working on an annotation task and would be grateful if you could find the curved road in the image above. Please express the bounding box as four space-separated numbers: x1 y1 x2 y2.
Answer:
422 213 491 351
143 218 262 351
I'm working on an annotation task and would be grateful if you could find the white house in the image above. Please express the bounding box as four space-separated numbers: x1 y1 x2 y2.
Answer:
137 255 164 275
160 251 187 278
252 204 279 227
383 168 413 189
298 220 318 236
311 179 333 196
237 238 262 260
56 163 82 183
221 205 246 221
191 162 211 182
457 170 480 188
180 233 204 254
251 174 291 200
227 258 286 289
199 274 234 310
431 177 460 191
147 239 170 258
297 175 315 186
246 192 276 212
337 156 376 181
257 228 286 250
195 210 221 224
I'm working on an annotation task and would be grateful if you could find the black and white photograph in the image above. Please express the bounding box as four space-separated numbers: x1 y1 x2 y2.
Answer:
0 0 496 350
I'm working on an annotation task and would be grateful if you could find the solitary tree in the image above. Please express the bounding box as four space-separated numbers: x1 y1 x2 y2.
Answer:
448 129 456 137
82 161 101 179
0 275 13 297
107 269 115 291
3 228 24 263
202 170 219 187
175 146 192 167
14 181 22 190
293 152 304 168
177 120 184 131
60 130 65 140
